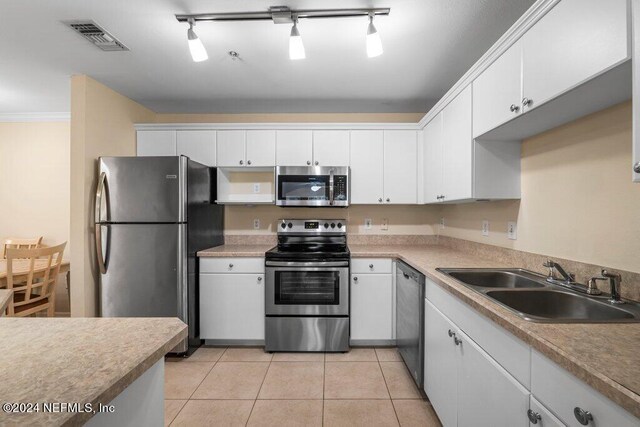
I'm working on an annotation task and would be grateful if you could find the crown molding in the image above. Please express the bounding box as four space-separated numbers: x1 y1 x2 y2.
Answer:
417 0 561 129
0 112 70 122
135 122 421 131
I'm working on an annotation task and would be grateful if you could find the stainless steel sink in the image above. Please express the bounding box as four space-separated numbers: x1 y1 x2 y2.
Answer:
436 268 640 323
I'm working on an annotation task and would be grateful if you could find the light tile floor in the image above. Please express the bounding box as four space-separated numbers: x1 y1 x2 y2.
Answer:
165 347 441 426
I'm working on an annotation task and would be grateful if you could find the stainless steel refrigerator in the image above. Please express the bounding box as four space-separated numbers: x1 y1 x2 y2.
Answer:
95 156 224 354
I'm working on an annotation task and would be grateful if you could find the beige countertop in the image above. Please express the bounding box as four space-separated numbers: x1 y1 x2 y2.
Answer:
0 317 187 427
198 243 640 417
0 289 12 315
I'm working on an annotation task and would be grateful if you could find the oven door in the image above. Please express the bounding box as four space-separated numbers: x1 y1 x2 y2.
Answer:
265 261 349 316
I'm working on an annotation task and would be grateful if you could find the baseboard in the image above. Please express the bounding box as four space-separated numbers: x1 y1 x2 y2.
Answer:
203 339 265 346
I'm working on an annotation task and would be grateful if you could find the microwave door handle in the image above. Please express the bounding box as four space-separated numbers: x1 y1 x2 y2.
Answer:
329 169 334 206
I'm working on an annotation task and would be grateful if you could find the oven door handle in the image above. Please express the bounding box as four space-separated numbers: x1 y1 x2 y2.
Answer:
329 168 334 206
265 260 349 268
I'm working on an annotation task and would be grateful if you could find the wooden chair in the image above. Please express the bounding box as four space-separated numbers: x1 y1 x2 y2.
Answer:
2 236 43 259
5 242 66 317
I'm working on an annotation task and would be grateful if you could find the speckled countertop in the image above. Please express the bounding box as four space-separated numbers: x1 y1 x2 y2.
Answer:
198 243 640 418
0 317 187 427
198 244 274 257
0 289 12 315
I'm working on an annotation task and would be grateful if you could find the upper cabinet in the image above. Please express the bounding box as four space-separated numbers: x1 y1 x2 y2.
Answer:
216 130 246 167
217 130 275 167
423 115 443 204
350 130 384 204
383 130 418 204
245 130 276 167
276 130 313 166
312 130 350 166
442 86 473 201
137 130 177 157
176 130 216 166
521 0 628 113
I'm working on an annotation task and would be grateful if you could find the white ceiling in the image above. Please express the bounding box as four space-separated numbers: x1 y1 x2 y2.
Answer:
0 0 535 114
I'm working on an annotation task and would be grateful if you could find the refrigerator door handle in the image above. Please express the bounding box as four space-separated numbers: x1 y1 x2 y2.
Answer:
95 172 107 274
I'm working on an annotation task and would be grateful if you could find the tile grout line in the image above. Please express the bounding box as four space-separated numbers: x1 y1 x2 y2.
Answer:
377 355 402 426
245 352 273 426
322 352 326 427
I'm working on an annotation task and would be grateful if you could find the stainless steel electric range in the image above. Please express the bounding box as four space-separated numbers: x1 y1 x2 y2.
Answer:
265 219 350 352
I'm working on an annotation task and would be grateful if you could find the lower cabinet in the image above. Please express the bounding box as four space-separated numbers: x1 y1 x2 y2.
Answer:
350 273 393 341
528 396 565 427
199 273 265 341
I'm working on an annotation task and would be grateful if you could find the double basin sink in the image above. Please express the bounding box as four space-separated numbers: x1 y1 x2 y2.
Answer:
436 268 640 323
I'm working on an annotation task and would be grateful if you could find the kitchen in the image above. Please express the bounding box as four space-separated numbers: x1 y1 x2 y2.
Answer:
1 0 640 426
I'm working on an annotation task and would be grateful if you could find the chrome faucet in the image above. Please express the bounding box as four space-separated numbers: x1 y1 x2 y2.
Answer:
543 260 575 284
601 270 624 304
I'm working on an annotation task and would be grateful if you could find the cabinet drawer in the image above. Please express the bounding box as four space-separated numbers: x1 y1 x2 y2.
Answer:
531 350 638 427
200 257 265 274
529 396 566 427
351 258 393 274
426 278 530 388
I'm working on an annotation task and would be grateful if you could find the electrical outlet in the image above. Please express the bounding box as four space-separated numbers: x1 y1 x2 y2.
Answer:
482 220 489 237
253 219 260 230
507 221 517 240
440 217 445 229
381 218 389 231
364 218 372 230
253 183 261 194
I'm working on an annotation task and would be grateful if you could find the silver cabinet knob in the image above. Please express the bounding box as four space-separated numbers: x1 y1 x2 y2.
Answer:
378 198 383 203
353 276 358 282
448 329 455 337
315 161 319 165
386 198 390 202
247 160 252 165
369 264 374 269
527 409 541 424
573 407 593 425
634 161 640 173
509 104 520 113
257 276 262 282
306 160 311 165
522 97 532 107
454 336 462 346
228 263 233 269
239 160 243 165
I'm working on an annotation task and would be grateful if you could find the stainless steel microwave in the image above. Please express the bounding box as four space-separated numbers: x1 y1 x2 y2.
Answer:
275 166 350 207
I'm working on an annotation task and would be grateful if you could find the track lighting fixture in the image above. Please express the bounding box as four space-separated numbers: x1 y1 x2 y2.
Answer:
289 18 305 60
366 13 383 58
187 19 208 62
177 7 389 61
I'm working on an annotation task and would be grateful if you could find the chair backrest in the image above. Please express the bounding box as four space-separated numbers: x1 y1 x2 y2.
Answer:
5 242 66 316
2 236 43 259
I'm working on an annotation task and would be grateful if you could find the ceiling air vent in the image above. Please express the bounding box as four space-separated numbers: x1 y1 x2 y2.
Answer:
63 20 129 51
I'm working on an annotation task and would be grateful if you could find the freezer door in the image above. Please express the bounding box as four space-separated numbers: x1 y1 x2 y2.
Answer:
99 223 186 321
98 156 186 223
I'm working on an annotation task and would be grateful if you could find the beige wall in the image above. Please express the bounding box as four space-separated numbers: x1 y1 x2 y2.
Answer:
0 121 71 314
70 76 155 317
437 101 640 274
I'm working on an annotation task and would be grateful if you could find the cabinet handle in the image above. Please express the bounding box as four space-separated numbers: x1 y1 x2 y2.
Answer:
353 276 358 282
307 160 311 165
527 409 541 424
257 276 262 282
454 336 462 346
509 104 520 113
448 329 455 337
573 407 593 425
315 161 319 165
522 97 532 107
228 263 234 269
239 160 244 165
247 160 252 165
386 198 390 203
378 198 383 203
634 161 640 174
369 264 374 269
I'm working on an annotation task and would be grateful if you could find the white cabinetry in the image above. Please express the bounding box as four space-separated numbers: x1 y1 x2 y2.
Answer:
635 0 640 183
423 115 443 204
176 130 216 166
217 130 276 167
216 131 246 167
246 130 276 167
350 131 384 204
383 130 418 204
276 130 313 166
199 257 265 341
442 85 473 201
136 130 176 156
312 130 350 166
528 396 565 427
350 258 393 342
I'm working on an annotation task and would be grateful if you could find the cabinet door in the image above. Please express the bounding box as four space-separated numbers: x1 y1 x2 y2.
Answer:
634 0 640 183
383 130 417 204
312 130 350 166
199 273 265 340
216 131 246 167
177 130 216 166
350 130 384 204
137 130 176 156
276 130 313 166
442 85 473 201
424 299 458 427
529 396 566 427
246 130 275 167
522 0 628 112
473 40 523 138
350 274 393 341
457 328 530 427
423 114 443 204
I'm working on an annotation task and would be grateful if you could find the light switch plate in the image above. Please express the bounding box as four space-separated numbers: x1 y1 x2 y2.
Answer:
507 221 517 240
364 218 372 230
253 183 261 193
482 220 489 237
253 219 260 230
381 218 389 231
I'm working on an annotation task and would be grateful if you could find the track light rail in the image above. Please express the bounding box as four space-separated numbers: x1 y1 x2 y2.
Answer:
175 7 390 24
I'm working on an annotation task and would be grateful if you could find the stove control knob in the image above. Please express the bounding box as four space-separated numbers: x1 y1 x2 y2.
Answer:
337 222 343 229
280 223 287 229
287 222 293 229
324 223 329 229
331 223 336 229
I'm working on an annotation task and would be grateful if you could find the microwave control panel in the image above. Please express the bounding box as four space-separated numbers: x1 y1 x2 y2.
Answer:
334 175 347 201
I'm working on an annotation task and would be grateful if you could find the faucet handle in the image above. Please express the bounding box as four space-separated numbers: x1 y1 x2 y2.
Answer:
543 259 554 268
586 276 605 295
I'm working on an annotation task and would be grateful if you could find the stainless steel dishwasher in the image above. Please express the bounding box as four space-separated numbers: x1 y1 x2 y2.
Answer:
396 260 426 389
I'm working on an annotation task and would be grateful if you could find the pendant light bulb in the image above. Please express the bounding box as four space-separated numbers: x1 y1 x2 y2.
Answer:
187 19 208 62
366 15 383 58
289 19 305 60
